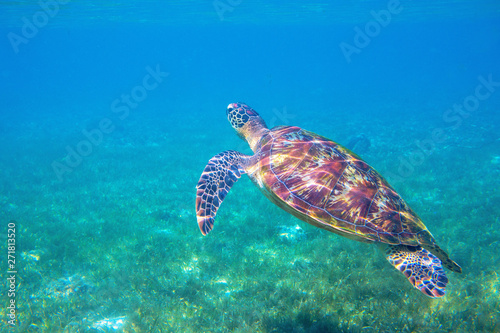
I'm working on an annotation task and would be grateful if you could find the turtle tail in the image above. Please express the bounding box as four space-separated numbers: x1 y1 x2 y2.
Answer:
196 151 248 235
423 243 462 273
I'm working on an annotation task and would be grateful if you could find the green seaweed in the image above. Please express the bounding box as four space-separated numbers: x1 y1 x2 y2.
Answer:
1 108 499 332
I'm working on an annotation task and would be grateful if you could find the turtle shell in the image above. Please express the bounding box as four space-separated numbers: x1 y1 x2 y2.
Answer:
256 126 435 247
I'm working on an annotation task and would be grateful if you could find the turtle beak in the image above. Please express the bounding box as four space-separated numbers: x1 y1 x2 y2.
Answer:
226 103 235 116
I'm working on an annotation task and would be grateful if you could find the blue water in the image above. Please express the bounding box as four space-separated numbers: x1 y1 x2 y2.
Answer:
1 1 500 332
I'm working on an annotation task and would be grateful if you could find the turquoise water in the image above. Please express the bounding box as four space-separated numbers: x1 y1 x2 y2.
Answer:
1 1 499 332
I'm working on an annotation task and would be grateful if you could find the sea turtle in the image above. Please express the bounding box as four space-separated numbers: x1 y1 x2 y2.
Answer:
196 102 461 297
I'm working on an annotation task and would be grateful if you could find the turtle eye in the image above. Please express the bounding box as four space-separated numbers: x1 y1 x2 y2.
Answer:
227 107 233 114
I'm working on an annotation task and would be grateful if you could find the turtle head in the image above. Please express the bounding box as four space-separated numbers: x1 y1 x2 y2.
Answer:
226 103 268 151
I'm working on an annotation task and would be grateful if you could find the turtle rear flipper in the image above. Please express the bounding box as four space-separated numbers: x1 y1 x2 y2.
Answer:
196 151 248 235
386 245 448 298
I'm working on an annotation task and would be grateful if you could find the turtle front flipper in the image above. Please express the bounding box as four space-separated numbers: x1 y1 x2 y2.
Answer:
385 245 448 298
196 151 248 235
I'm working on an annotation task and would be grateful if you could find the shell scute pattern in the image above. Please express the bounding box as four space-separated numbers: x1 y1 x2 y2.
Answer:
324 162 378 221
261 126 428 245
285 193 312 215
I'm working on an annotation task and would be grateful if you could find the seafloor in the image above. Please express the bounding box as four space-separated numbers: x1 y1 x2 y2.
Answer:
0 97 499 332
